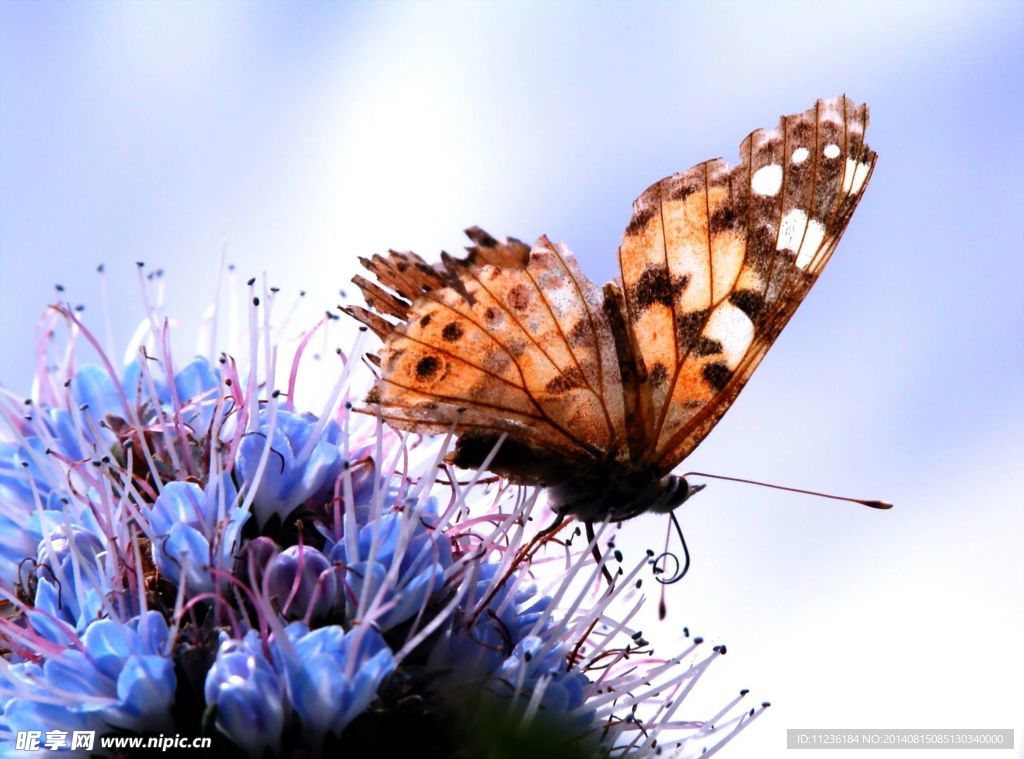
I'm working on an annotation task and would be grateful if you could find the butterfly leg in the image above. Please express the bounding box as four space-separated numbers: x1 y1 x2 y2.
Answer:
515 511 570 567
467 512 569 626
585 520 615 587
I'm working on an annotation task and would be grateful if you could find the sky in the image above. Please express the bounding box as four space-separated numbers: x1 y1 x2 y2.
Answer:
1 2 1022 756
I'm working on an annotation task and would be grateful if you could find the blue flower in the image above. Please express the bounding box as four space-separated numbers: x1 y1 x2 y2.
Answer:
29 407 85 462
70 357 220 442
3 612 176 738
429 562 549 687
264 544 341 623
272 622 396 745
27 525 110 644
69 364 129 435
0 430 81 585
330 505 452 630
146 473 247 594
235 410 343 526
170 357 221 436
204 630 286 757
205 622 396 753
496 636 592 727
0 511 40 588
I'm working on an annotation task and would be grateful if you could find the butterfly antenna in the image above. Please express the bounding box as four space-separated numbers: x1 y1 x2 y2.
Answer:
682 471 892 510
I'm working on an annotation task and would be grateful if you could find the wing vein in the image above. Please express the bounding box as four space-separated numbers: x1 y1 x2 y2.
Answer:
517 248 617 440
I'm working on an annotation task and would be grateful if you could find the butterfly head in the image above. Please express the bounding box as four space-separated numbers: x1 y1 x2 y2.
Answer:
649 475 705 514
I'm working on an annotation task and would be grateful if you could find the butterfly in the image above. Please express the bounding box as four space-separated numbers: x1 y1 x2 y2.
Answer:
346 96 877 524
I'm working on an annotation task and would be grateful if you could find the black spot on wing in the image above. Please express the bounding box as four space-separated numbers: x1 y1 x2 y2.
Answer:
442 322 464 342
710 203 740 233
625 204 656 236
666 172 702 201
568 319 591 345
694 337 722 357
545 366 586 393
415 356 440 380
702 362 732 391
675 309 709 343
729 290 764 321
631 266 689 309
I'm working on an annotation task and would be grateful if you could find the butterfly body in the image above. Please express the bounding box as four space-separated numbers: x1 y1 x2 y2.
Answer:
450 431 698 521
348 97 876 523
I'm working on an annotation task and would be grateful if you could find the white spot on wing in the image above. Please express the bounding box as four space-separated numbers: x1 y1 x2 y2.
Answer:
777 208 827 269
842 158 871 194
704 302 755 369
823 144 841 159
751 164 783 196
791 147 809 164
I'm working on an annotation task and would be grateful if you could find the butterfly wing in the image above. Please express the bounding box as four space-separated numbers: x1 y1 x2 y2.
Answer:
347 231 627 480
615 96 876 471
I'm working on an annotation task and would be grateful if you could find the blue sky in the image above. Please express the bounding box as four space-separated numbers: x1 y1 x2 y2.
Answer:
2 2 1022 755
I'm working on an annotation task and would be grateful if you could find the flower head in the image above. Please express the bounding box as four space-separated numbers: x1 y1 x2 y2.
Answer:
0 271 765 757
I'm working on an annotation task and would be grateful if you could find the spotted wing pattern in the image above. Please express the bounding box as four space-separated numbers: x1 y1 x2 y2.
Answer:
346 231 627 473
615 96 875 471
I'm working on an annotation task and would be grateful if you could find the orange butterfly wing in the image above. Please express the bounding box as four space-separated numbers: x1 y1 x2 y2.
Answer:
346 232 627 477
615 96 876 471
